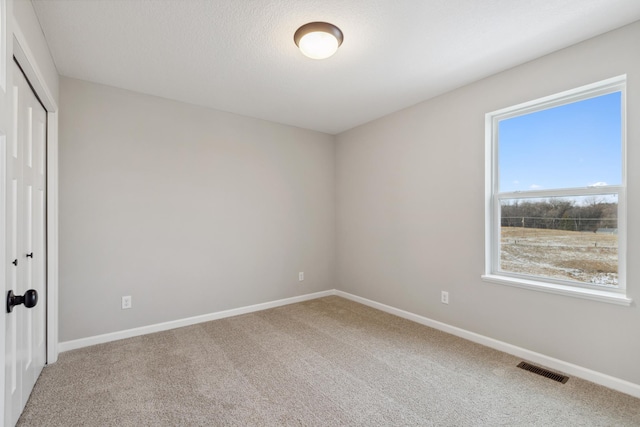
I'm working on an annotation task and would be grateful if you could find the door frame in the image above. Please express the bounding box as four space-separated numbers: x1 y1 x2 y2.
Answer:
1 9 59 423
11 19 59 365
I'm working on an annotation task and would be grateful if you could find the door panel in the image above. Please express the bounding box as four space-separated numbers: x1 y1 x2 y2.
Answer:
4 61 47 427
5 63 25 427
25 69 46 394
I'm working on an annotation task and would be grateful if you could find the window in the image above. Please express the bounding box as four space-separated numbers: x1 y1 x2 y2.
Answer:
483 76 630 305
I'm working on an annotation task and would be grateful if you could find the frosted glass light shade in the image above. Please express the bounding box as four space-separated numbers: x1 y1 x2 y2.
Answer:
298 31 339 59
294 22 343 60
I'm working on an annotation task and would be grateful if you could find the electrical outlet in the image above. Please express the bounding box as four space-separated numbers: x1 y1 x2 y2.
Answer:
122 295 132 310
299 272 304 282
441 291 449 304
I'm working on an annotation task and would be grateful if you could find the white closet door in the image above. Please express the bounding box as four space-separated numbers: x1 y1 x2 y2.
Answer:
4 61 47 427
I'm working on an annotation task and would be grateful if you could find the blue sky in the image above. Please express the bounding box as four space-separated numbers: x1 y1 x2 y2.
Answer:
499 91 622 193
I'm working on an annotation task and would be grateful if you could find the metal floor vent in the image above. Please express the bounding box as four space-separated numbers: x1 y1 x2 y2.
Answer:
517 362 569 384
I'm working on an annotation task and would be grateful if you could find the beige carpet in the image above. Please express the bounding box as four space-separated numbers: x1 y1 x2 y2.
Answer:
17 296 640 426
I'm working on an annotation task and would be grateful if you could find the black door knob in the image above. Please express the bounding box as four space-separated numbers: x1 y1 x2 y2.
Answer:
6 289 38 313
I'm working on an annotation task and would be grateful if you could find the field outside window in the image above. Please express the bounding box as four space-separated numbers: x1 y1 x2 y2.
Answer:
500 195 618 287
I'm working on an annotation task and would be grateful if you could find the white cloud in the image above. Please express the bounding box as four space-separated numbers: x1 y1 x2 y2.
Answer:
530 184 542 189
513 180 520 185
588 182 608 187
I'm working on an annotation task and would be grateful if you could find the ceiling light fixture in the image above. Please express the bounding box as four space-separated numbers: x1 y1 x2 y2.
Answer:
294 22 343 60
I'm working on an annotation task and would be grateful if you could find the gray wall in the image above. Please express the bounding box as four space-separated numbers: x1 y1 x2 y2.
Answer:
59 77 335 341
336 21 640 385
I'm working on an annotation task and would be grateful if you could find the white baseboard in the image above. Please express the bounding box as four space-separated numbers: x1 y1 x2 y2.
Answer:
334 290 640 399
58 288 640 399
58 290 336 352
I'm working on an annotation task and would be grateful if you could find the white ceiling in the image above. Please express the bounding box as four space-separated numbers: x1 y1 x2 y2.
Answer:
32 0 640 135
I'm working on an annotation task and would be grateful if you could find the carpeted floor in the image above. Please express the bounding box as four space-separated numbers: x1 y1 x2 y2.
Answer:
17 296 640 426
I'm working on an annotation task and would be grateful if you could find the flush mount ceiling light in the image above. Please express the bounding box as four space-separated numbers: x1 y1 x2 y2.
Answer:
294 22 343 60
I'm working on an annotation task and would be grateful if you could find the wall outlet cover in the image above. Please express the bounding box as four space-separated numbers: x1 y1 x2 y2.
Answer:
441 291 449 304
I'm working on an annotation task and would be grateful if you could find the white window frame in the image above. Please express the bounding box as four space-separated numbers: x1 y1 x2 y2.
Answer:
482 76 631 306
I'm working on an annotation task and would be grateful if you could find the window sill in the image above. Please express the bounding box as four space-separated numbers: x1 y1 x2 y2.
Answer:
481 274 632 306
